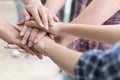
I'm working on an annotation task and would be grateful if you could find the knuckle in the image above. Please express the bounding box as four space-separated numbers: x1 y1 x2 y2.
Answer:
29 38 33 42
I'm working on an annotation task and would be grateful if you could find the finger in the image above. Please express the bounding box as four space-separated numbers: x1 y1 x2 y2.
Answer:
23 46 35 55
48 13 54 26
25 21 45 31
4 44 21 49
31 9 44 27
25 21 39 29
14 25 23 32
31 47 43 59
18 49 27 53
20 25 28 36
49 34 54 40
21 27 32 45
28 28 39 47
4 44 27 53
34 31 46 44
53 15 59 22
17 19 25 26
39 7 48 29
22 8 30 21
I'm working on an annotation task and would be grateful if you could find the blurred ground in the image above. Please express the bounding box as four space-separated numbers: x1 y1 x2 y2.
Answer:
0 0 62 80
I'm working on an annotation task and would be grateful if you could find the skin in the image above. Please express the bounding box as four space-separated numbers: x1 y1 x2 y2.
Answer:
6 21 120 76
21 0 59 30
34 36 82 76
0 17 43 59
22 21 120 44
5 0 120 77
21 0 120 46
20 0 60 46
0 17 82 76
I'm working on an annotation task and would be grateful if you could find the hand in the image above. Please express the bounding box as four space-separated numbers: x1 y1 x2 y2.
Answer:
0 18 43 59
21 26 46 47
4 35 53 56
22 1 59 31
24 20 61 35
34 35 55 56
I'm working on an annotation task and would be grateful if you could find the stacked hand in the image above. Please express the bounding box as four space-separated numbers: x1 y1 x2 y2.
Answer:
0 17 43 59
4 1 61 59
22 0 59 30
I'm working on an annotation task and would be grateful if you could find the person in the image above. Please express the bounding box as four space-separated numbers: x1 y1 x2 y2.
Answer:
9 0 120 79
4 20 120 80
5 0 118 79
19 0 120 48
7 0 120 79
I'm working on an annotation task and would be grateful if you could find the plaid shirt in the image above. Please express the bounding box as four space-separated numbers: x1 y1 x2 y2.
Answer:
67 0 120 52
75 41 120 80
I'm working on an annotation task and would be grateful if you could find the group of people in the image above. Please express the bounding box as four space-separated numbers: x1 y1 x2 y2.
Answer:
0 0 120 80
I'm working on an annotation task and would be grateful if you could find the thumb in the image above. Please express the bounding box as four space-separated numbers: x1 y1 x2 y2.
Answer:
14 25 23 32
22 8 30 21
25 21 40 29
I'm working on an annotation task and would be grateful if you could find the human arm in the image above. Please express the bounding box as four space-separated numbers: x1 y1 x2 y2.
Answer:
24 21 120 44
61 0 120 45
72 0 120 24
0 17 43 59
45 0 67 15
34 36 82 76
22 0 120 46
53 22 120 44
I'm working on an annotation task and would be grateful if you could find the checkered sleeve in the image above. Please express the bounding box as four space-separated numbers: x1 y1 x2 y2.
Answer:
75 45 120 80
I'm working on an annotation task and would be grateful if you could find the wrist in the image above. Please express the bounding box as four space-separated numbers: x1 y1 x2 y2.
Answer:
50 22 63 35
34 36 56 56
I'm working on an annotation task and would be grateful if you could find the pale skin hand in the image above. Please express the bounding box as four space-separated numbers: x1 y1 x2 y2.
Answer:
20 15 59 46
21 27 46 47
21 0 59 33
0 17 43 59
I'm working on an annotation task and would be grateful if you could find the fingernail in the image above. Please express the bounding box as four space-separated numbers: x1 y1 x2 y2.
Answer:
20 32 24 36
28 42 33 47
4 45 8 48
25 16 29 21
19 49 25 53
38 55 43 59
38 22 43 27
21 40 26 45
50 21 54 26
34 38 38 43
45 24 48 30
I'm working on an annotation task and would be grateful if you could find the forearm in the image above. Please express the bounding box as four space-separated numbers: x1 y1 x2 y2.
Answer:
72 0 120 24
58 23 120 44
45 0 67 14
34 37 82 76
62 0 120 45
22 0 41 5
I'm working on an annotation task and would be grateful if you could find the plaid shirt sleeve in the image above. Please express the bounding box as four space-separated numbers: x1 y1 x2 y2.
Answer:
75 41 120 80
